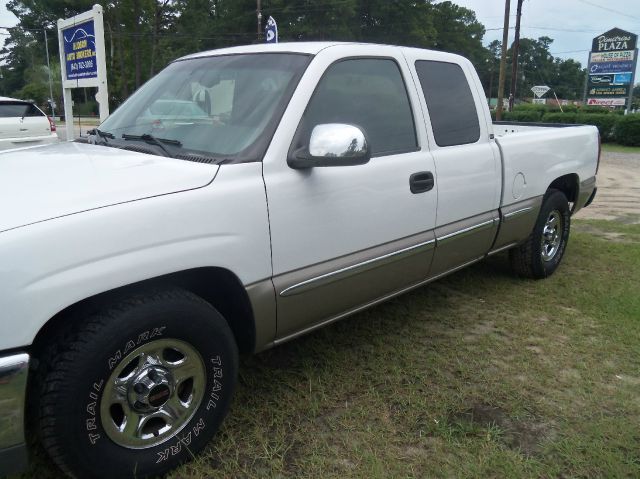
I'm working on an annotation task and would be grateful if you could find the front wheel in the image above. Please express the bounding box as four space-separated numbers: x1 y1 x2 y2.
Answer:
509 189 571 279
36 289 238 479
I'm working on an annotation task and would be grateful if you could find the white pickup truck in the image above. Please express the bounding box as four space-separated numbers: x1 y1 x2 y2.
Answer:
0 42 598 478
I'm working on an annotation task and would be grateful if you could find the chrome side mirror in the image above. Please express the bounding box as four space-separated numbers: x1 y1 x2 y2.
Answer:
288 123 371 169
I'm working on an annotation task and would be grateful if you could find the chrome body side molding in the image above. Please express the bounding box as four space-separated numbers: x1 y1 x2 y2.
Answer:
274 255 485 346
280 238 435 297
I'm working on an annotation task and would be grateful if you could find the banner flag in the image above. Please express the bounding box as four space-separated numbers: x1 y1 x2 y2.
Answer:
265 16 278 43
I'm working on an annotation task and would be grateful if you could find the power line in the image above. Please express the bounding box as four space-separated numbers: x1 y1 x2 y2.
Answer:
575 0 640 21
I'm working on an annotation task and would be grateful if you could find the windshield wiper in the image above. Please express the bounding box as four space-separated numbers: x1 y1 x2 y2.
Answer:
122 133 182 157
88 128 114 144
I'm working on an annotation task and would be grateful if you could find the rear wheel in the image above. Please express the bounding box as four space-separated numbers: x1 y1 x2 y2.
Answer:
36 289 238 479
510 189 571 279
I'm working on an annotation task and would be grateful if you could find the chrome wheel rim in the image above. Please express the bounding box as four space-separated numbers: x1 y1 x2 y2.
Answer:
541 210 562 262
100 338 206 449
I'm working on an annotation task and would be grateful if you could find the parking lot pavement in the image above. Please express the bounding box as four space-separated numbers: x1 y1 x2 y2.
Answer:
574 150 640 224
55 122 94 140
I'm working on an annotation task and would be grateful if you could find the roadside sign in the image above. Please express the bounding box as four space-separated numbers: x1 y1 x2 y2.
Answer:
57 4 109 137
62 20 97 80
532 98 546 104
585 28 638 110
530 85 550 98
587 98 626 106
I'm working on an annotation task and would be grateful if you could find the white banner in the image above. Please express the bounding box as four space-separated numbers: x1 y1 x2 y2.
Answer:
590 50 635 63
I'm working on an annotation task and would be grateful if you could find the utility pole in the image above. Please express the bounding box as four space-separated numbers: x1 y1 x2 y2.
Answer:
496 0 511 121
44 29 56 119
508 0 524 111
257 0 262 41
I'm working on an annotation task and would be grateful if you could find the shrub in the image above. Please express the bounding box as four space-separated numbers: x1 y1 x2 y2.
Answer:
542 112 576 123
614 114 640 146
503 110 543 122
580 105 613 114
75 100 98 116
513 103 548 113
560 104 579 113
575 113 618 140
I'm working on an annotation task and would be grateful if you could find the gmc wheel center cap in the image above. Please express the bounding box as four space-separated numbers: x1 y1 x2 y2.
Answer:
128 366 173 411
148 384 171 407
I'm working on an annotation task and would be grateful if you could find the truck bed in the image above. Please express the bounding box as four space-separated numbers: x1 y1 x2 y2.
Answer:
492 121 599 210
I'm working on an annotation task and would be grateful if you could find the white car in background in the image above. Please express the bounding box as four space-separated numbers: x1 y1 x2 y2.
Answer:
0 96 58 151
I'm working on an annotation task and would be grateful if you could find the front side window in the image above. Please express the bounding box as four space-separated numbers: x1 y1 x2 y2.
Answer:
99 53 310 160
415 60 480 147
296 58 417 156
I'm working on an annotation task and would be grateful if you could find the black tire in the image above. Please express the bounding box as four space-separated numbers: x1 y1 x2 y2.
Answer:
36 289 238 479
509 188 571 279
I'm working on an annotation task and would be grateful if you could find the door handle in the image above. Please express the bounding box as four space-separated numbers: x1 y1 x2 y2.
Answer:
409 171 434 194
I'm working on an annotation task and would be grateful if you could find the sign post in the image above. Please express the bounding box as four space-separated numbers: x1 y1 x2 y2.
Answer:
586 28 637 112
57 4 109 140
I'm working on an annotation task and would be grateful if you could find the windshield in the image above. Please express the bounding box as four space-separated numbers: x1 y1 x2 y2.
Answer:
99 53 311 160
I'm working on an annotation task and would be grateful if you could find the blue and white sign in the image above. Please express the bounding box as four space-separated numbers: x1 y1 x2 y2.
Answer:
589 60 634 74
265 16 278 43
62 20 97 80
58 4 109 135
613 72 632 84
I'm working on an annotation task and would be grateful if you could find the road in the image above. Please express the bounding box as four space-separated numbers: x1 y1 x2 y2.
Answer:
55 119 99 140
574 150 640 224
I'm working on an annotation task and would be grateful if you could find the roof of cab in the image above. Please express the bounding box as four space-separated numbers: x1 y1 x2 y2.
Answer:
176 41 356 61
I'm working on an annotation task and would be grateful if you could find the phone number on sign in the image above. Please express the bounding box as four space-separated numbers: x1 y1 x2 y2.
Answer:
70 60 94 71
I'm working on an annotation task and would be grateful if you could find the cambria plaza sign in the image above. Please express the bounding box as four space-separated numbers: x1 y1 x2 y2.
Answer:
586 28 637 108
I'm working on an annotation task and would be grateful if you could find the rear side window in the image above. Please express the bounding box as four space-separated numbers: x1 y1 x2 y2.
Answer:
25 103 45 117
415 61 480 147
298 58 417 156
0 101 29 118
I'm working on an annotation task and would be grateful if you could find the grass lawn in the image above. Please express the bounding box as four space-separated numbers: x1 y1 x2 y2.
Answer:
23 219 640 478
602 143 640 154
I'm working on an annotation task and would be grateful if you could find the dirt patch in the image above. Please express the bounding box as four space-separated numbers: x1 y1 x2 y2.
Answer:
574 151 640 224
451 404 553 457
573 223 637 243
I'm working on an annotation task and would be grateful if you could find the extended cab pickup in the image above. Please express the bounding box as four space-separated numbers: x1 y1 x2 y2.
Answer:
0 42 598 478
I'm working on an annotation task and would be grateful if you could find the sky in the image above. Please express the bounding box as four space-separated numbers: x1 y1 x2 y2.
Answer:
1 0 639 81
455 0 640 82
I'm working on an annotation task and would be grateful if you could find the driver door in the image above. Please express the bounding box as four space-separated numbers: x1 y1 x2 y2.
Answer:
262 45 439 341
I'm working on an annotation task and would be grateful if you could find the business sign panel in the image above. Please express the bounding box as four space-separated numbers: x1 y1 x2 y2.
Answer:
588 85 629 96
590 50 634 63
62 20 97 80
586 28 637 107
587 98 626 106
614 72 632 84
592 27 637 52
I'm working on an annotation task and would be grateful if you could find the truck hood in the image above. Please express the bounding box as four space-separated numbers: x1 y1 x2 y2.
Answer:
0 141 218 232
